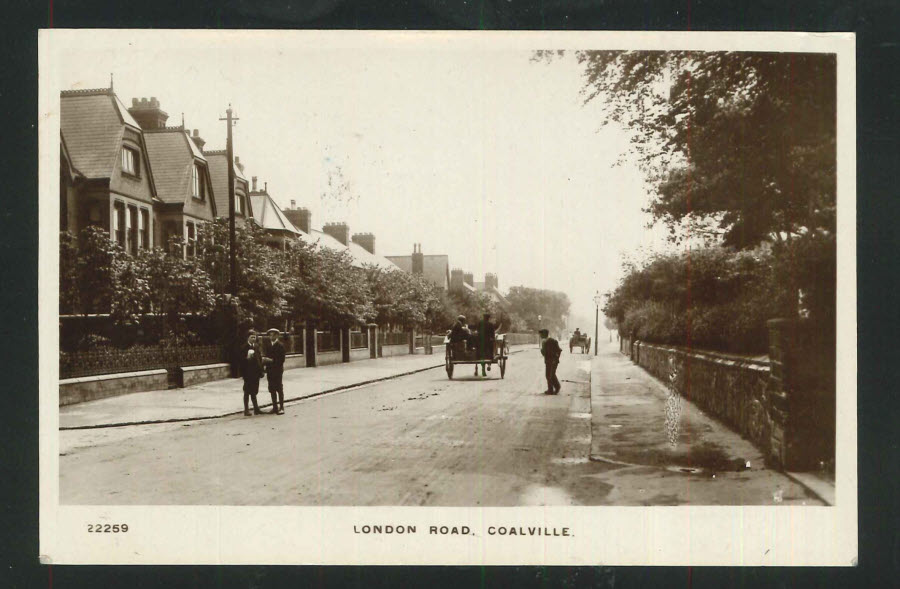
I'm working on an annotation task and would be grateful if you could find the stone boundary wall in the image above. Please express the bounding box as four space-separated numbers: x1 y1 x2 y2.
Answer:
60 369 169 406
618 318 834 471
631 341 774 459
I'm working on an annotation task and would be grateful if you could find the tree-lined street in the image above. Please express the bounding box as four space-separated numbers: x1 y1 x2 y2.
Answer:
60 345 820 506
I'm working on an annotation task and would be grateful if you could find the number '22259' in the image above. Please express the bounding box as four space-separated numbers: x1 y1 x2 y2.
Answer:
87 523 128 533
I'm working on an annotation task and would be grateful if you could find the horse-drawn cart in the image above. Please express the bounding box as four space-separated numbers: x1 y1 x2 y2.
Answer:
444 333 508 379
569 332 591 354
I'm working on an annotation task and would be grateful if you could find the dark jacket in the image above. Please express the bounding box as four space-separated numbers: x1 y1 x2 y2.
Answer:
541 337 562 364
477 319 496 341
267 339 286 374
449 322 469 344
240 342 264 380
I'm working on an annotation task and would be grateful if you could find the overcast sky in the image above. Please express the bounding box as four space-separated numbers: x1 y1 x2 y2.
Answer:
50 32 675 323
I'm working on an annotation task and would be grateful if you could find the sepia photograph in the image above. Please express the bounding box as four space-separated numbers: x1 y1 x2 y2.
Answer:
39 30 856 565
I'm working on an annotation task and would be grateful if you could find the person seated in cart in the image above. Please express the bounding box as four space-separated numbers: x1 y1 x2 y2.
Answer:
573 328 582 340
449 315 470 345
472 312 497 376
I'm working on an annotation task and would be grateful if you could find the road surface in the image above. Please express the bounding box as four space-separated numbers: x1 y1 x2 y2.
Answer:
59 348 821 505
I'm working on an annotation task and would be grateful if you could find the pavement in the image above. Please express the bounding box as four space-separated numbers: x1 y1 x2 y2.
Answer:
589 341 834 505
59 352 454 429
60 343 828 506
60 346 595 505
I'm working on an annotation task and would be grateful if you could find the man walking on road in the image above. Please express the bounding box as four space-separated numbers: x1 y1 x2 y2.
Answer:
266 328 286 415
540 328 562 395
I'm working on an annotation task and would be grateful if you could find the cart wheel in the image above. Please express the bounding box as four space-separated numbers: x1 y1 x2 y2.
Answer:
499 356 506 379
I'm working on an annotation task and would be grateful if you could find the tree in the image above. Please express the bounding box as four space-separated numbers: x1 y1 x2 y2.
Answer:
287 246 373 327
59 231 80 315
535 50 836 250
73 226 121 314
141 245 216 343
196 220 292 325
505 286 571 333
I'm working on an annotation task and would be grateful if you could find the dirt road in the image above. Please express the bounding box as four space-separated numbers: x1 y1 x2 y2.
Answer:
60 347 820 506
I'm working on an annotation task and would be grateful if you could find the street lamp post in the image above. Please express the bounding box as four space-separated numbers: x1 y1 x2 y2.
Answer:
537 314 542 347
593 291 602 357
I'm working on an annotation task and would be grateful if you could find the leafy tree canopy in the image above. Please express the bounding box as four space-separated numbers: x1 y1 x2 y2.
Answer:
534 50 836 249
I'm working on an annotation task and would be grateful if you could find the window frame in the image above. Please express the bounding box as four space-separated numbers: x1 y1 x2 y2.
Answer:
121 146 140 177
191 164 205 201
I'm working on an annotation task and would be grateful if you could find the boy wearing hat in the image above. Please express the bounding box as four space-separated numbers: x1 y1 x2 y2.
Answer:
266 328 286 414
540 328 562 395
240 331 265 416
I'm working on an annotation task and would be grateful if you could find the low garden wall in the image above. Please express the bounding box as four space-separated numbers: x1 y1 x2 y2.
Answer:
618 318 834 471
60 369 169 406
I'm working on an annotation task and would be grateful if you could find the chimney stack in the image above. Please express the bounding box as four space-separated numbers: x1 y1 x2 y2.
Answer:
352 233 376 255
485 273 498 290
290 199 296 209
127 96 169 130
190 128 205 151
450 268 464 292
463 272 474 287
251 176 258 192
283 206 311 233
323 222 350 246
234 156 244 173
411 243 424 274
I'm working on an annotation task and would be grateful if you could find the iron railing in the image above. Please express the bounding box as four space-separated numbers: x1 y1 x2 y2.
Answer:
350 331 368 349
382 331 408 346
60 344 226 380
317 330 340 352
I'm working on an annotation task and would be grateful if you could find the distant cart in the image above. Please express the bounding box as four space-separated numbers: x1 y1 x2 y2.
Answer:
569 333 591 354
444 333 508 379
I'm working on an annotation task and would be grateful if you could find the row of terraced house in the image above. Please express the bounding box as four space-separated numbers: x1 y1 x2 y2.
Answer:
60 83 509 295
58 83 515 404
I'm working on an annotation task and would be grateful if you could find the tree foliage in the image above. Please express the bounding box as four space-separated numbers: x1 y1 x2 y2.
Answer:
505 286 571 334
535 50 836 249
603 247 799 353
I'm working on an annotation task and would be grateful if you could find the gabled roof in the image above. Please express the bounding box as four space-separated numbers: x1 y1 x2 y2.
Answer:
348 241 400 271
295 228 398 270
143 128 214 213
250 192 302 235
384 254 450 288
206 151 253 220
60 88 141 179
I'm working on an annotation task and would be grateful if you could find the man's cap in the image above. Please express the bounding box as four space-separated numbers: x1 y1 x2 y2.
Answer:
457 315 467 321
267 328 280 334
539 329 549 336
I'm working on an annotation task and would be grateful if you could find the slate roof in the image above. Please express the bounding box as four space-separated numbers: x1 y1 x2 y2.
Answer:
291 227 398 270
250 192 302 235
384 254 450 288
206 151 253 220
60 88 142 180
143 128 213 211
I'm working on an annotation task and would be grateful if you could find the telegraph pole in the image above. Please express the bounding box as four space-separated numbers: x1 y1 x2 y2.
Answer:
219 105 239 296
593 291 602 357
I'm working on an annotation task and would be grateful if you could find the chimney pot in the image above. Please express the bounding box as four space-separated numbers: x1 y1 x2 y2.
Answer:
252 176 258 191
132 98 139 107
290 199 296 209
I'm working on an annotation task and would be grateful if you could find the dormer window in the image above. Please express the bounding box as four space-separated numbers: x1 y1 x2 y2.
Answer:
192 164 204 200
121 146 139 176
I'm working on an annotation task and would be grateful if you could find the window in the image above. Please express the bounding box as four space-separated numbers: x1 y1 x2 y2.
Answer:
185 221 196 258
121 147 139 176
139 209 150 249
191 164 203 200
113 201 126 247
127 205 138 255
235 191 244 216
